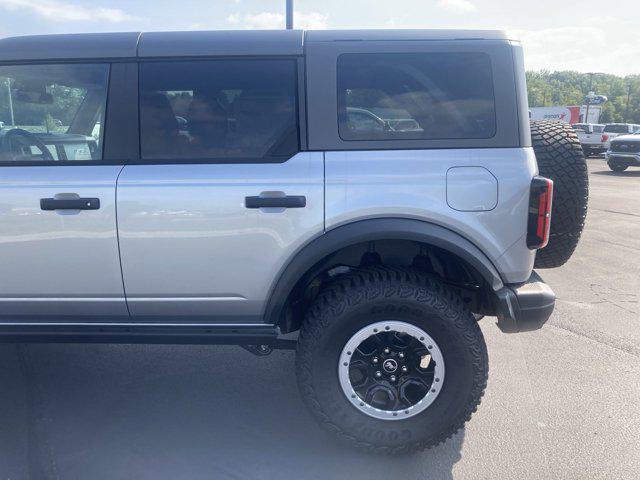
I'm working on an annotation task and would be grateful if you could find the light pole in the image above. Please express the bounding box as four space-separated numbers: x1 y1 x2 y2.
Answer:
625 82 633 123
5 78 14 126
286 0 293 29
584 72 603 124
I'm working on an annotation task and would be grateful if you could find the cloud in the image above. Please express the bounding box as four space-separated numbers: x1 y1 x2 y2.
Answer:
437 0 477 14
226 12 282 29
0 0 135 23
226 11 329 29
294 12 329 29
512 25 640 76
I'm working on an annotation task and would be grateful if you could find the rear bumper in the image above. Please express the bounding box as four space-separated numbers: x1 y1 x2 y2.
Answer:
495 271 555 333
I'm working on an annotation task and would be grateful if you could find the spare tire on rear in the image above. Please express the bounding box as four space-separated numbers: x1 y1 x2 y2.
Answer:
530 120 589 269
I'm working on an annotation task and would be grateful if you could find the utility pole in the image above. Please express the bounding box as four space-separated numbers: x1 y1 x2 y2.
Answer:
5 78 14 126
286 0 293 29
625 82 633 123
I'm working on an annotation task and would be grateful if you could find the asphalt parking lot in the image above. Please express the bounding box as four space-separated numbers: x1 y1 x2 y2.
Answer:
0 157 638 480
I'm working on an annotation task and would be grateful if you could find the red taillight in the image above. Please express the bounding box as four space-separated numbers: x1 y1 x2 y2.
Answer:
601 134 609 142
527 177 553 249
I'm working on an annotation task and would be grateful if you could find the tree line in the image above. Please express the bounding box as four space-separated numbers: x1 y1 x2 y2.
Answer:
527 71 640 124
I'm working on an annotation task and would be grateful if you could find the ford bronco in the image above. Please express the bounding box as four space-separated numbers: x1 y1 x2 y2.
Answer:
0 30 588 452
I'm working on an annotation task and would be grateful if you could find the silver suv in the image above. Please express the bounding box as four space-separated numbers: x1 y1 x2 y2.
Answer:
0 30 588 452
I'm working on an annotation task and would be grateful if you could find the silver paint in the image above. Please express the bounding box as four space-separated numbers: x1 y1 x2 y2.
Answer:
325 147 538 284
116 152 324 319
0 166 127 317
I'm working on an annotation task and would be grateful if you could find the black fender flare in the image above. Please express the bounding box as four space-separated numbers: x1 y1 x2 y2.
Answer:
263 218 505 326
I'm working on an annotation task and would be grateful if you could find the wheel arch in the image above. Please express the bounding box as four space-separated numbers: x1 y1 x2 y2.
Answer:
263 218 505 330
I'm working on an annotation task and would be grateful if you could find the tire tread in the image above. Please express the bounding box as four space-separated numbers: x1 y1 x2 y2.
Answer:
295 266 488 454
531 120 589 269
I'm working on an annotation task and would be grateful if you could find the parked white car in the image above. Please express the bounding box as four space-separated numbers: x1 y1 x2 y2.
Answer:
572 123 606 156
602 123 640 149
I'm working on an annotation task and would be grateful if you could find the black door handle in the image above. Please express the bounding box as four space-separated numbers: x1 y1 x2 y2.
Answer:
245 195 306 209
40 198 100 211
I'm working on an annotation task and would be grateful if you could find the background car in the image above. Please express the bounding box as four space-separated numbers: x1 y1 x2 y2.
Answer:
573 123 606 156
602 123 640 149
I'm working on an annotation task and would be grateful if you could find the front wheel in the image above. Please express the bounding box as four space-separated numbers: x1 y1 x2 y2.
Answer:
608 161 628 172
295 267 488 453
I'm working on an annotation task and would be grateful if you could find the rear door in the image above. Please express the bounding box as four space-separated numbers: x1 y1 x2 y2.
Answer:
0 62 128 321
117 57 323 323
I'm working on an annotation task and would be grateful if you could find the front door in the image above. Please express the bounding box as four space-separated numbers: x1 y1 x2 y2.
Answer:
0 63 127 321
116 58 324 323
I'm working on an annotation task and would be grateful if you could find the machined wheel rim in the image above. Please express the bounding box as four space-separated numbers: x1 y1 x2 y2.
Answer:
338 320 445 420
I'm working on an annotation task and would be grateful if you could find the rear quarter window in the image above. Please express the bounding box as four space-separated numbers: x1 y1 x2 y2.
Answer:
337 52 496 141
604 125 630 134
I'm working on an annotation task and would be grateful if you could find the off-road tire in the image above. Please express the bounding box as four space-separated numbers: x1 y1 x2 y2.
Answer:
295 266 488 453
608 161 628 172
531 120 589 269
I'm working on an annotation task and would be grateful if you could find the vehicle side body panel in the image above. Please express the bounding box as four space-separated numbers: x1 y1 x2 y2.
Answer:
116 152 324 322
306 34 536 285
324 148 538 284
0 166 126 320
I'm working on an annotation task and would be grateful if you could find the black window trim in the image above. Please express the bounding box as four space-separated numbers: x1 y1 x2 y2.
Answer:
135 55 304 166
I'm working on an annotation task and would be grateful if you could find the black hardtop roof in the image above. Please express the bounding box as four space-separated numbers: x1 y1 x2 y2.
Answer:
0 29 511 62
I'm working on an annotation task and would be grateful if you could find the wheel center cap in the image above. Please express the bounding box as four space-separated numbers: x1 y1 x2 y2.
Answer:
382 358 398 373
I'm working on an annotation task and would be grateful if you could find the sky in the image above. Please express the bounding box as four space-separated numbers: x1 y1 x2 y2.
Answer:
0 0 638 75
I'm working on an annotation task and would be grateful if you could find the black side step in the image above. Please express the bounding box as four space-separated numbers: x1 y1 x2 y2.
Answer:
0 323 296 347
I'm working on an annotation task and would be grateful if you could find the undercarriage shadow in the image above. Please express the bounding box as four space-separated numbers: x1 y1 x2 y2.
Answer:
591 169 640 177
1 343 464 480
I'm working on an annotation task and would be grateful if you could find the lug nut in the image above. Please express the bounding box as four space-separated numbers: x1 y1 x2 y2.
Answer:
375 371 382 378
383 347 390 354
401 366 408 373
372 357 379 364
398 352 405 359
390 375 396 382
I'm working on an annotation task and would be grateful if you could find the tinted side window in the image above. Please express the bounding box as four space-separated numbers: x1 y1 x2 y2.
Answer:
139 60 299 161
337 53 496 141
604 125 629 134
0 64 109 162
